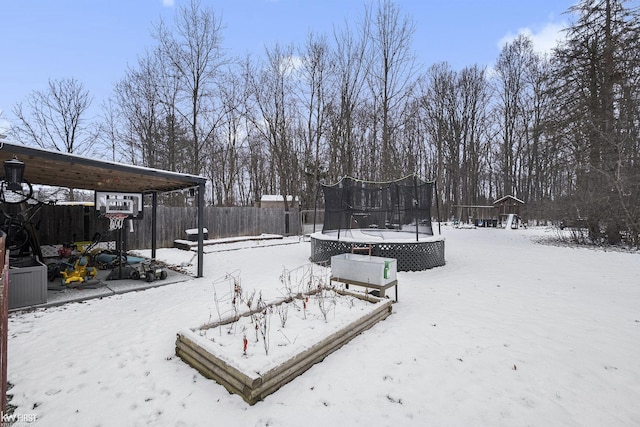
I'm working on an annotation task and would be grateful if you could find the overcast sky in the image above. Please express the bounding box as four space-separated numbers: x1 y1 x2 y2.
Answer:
0 0 576 132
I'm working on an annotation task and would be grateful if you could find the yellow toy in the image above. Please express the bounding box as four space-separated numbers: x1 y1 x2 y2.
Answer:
60 255 98 286
58 234 102 287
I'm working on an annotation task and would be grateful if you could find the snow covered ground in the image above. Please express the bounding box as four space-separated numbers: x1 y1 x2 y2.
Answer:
6 226 640 426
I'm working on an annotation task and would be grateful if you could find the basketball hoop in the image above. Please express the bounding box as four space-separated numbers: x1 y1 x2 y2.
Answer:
106 213 128 231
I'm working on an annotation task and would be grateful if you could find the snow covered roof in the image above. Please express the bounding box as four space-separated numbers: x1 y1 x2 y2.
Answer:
0 140 206 193
261 195 299 202
493 195 525 205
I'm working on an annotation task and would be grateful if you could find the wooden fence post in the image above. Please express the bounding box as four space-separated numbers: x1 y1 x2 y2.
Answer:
0 232 8 416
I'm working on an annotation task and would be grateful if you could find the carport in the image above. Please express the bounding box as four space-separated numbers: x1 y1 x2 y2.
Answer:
0 140 208 277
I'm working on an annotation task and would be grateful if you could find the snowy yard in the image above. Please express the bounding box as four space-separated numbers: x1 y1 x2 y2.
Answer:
7 226 640 426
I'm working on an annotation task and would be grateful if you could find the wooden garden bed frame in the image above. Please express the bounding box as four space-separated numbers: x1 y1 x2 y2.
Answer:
175 289 393 405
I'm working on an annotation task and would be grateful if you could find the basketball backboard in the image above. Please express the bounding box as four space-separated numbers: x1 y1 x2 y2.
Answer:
95 191 143 219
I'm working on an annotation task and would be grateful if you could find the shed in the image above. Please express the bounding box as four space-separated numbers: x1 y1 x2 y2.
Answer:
493 195 524 217
260 195 299 210
0 140 208 277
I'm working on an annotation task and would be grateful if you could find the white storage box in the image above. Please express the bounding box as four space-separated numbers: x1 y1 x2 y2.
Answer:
331 253 397 286
8 258 47 309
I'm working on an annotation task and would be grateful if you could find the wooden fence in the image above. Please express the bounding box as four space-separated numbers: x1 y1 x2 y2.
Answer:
30 205 301 250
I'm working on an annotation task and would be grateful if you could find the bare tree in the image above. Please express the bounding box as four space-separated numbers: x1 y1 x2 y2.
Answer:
113 52 163 168
243 44 300 210
297 32 332 208
111 40 193 179
154 0 226 175
420 63 458 217
493 34 536 198
457 65 491 207
420 63 450 194
11 77 96 155
419 63 491 218
96 98 125 162
326 11 371 181
208 68 245 206
368 0 418 180
155 52 192 175
552 0 640 245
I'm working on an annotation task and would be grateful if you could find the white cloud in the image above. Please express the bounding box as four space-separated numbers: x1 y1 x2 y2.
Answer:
0 110 10 137
498 21 567 55
275 55 304 77
286 55 304 74
162 0 174 7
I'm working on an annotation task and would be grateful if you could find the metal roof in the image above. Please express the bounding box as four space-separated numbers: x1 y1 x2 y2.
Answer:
0 140 206 193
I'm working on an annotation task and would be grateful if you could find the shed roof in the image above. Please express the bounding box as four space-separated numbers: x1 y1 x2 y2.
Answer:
493 195 525 205
260 195 299 202
0 140 206 193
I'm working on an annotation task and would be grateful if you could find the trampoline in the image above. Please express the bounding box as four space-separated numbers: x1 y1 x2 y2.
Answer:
310 175 445 271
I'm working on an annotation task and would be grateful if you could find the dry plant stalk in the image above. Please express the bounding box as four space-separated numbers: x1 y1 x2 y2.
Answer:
276 304 289 328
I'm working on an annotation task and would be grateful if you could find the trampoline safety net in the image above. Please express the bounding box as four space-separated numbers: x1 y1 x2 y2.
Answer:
321 175 436 239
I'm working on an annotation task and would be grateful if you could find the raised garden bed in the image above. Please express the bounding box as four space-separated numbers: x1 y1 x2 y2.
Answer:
176 287 393 405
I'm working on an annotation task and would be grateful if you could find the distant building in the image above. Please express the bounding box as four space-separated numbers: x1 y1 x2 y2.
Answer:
493 195 524 217
259 195 299 210
454 195 525 228
493 195 525 228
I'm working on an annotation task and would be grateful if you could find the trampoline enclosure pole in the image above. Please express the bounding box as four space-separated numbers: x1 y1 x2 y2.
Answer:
435 183 441 235
414 175 419 242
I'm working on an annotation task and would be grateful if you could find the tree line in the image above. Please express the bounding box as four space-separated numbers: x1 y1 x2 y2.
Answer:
8 0 640 247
